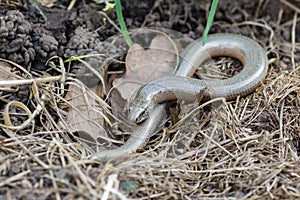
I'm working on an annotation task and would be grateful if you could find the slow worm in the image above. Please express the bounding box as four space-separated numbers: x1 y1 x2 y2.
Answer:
91 33 268 162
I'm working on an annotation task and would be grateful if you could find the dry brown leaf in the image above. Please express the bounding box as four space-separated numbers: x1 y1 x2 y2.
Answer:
0 61 23 80
112 34 181 111
0 61 23 92
62 84 107 144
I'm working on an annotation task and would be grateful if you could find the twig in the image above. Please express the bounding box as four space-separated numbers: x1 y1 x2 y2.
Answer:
279 0 300 14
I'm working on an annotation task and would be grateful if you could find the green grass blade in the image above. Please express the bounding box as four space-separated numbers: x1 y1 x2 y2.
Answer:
202 0 219 46
64 53 106 63
115 0 132 46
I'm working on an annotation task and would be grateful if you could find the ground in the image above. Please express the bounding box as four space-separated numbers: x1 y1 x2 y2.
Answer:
0 0 300 199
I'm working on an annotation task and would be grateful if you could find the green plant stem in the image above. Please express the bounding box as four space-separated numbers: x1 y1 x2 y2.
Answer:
115 0 132 46
202 0 219 46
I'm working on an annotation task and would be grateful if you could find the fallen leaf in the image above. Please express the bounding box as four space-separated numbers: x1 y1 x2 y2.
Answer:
111 34 181 112
0 61 23 92
62 84 108 145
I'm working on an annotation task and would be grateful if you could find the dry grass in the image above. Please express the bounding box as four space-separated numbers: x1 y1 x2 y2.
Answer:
1 0 300 199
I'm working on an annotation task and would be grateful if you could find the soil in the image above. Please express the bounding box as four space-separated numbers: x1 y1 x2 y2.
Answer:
0 0 300 199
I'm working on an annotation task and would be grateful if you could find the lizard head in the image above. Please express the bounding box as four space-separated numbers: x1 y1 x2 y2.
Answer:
128 98 153 123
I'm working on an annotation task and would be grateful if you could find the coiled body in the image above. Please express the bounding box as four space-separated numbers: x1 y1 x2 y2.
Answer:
129 33 268 122
91 33 268 162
